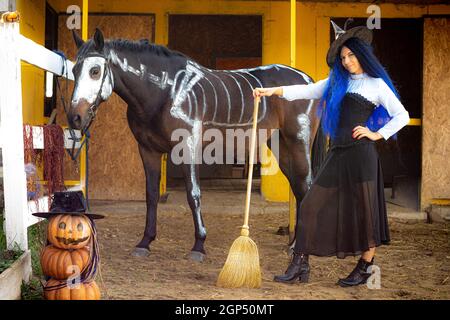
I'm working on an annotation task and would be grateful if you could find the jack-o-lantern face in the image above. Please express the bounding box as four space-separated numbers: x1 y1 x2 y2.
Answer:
48 214 91 249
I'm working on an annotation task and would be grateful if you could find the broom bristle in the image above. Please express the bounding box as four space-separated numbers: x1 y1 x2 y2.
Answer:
216 235 262 288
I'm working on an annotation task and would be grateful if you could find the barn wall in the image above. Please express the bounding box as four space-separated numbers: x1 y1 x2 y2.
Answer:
421 17 450 210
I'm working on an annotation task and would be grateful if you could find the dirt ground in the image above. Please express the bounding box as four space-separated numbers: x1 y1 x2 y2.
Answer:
90 190 450 300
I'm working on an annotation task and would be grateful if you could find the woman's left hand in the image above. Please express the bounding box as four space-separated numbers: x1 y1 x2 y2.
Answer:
352 126 383 141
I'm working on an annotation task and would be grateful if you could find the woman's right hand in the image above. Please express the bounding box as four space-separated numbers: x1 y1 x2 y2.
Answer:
253 87 282 99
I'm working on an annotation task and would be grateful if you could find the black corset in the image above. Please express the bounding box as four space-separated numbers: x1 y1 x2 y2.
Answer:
330 92 376 149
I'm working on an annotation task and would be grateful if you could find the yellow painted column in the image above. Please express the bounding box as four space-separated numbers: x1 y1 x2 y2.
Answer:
160 153 167 198
288 0 297 243
80 0 88 195
290 0 296 67
82 0 88 40
260 1 292 204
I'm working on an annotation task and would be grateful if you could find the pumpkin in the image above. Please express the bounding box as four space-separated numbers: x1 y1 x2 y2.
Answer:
41 245 90 280
44 279 101 300
48 214 91 249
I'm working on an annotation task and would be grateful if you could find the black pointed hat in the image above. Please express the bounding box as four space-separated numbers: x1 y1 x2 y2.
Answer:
326 19 373 68
32 191 104 219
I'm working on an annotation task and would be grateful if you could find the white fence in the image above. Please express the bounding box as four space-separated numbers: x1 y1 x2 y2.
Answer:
0 21 80 250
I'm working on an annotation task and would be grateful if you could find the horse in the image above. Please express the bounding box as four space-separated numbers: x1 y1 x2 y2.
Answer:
68 28 324 261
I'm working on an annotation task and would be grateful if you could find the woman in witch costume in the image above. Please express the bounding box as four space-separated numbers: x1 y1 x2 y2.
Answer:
253 20 410 287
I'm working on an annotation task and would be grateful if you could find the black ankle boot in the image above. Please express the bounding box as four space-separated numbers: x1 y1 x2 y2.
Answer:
274 253 310 284
337 257 374 287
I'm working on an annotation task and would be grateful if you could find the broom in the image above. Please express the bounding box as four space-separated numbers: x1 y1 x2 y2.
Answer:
216 96 262 288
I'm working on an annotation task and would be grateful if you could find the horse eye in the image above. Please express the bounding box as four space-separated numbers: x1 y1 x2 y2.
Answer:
77 223 84 231
59 222 66 229
90 66 100 78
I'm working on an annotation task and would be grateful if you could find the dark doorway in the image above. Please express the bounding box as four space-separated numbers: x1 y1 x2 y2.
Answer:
167 14 263 186
331 18 423 210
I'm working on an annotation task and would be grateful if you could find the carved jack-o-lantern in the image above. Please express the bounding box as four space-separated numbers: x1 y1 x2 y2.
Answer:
48 214 91 249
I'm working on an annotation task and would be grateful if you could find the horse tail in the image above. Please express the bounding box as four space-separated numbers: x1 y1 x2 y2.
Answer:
311 116 327 179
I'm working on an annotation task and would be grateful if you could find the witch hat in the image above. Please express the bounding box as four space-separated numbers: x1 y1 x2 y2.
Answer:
326 18 373 67
32 191 104 219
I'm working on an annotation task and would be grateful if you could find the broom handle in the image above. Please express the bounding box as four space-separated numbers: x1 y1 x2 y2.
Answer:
242 97 260 233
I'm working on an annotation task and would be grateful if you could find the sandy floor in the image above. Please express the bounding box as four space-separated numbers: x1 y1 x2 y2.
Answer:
90 190 450 300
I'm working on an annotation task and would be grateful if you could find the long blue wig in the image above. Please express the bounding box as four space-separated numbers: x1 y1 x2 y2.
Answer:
318 37 400 138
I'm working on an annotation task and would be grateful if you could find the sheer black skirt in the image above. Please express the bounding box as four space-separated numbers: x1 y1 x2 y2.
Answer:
294 142 390 259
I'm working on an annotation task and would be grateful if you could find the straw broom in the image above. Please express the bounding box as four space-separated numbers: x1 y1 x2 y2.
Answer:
216 97 262 288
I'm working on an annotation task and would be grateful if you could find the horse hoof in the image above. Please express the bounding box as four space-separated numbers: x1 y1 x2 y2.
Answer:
132 247 150 257
189 251 206 262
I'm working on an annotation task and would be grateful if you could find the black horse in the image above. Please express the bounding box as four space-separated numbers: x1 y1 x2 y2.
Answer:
68 28 324 261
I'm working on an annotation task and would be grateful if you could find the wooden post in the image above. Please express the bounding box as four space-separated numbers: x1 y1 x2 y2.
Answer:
288 0 297 243
82 0 88 41
160 153 167 199
80 0 88 196
0 20 76 250
0 22 29 250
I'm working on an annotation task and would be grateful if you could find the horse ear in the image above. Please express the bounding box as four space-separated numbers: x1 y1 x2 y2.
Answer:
93 28 104 51
72 30 85 49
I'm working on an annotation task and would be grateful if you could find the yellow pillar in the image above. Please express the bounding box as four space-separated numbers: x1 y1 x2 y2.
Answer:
290 0 296 67
160 153 167 198
80 0 88 195
260 1 293 204
82 0 88 40
288 0 297 243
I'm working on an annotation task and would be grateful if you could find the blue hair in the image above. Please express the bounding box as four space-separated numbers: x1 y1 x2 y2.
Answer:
318 59 349 138
318 37 400 138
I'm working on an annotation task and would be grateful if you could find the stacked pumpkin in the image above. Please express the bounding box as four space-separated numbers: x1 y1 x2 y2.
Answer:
41 214 100 300
33 191 104 300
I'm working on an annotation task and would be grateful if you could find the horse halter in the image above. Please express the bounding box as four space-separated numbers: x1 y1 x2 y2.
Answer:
76 52 112 135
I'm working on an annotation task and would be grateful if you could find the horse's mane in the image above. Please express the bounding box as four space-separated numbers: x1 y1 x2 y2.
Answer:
77 38 188 60
107 39 188 59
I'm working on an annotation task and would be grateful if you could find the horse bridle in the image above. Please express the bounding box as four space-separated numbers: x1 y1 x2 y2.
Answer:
77 52 112 135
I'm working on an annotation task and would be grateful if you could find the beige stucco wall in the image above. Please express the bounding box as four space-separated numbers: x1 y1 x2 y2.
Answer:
421 17 450 210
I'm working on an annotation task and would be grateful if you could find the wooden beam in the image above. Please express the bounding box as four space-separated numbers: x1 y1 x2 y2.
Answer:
289 0 297 243
18 34 74 80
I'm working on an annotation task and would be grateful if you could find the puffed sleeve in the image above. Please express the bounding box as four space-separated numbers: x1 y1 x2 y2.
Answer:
281 78 329 101
376 80 410 140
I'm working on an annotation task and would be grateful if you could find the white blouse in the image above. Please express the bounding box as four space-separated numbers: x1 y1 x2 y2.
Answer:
281 73 410 140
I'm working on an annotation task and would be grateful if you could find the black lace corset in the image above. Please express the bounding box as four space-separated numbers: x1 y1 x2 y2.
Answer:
330 92 376 148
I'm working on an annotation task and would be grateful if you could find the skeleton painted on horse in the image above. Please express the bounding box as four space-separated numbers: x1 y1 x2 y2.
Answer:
68 28 324 261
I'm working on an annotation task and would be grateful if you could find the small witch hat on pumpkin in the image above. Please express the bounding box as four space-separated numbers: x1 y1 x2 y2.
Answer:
33 191 104 220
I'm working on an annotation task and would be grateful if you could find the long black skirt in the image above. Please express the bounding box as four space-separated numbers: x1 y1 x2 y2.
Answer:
294 142 390 259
